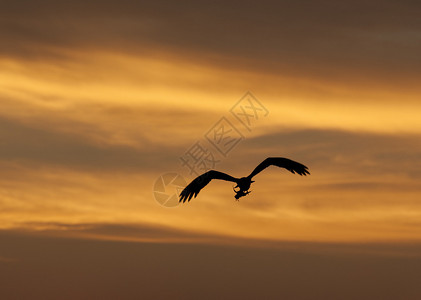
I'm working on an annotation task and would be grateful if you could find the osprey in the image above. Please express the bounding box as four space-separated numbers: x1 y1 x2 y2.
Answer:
179 157 310 203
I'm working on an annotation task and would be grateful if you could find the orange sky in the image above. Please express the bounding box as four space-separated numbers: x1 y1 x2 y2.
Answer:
1 47 420 243
1 1 421 298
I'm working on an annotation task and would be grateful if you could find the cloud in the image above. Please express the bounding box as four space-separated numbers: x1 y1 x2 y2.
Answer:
0 0 420 83
239 128 421 177
5 222 421 257
0 256 16 263
0 0 420 252
0 97 224 173
0 114 180 172
10 221 221 243
1 227 421 300
0 92 420 243
1 103 420 180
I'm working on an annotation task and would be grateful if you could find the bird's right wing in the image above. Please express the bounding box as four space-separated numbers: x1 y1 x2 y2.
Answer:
248 157 310 179
179 170 237 203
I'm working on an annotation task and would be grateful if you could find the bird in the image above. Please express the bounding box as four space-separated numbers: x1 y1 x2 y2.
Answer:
179 157 310 203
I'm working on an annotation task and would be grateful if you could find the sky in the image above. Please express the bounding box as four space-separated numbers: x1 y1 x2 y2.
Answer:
1 0 421 298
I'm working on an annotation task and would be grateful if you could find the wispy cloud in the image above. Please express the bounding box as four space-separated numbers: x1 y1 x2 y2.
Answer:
1 0 420 80
1 113 420 242
0 0 420 244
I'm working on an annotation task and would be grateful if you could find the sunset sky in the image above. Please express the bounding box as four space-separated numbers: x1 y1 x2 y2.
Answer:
1 1 421 299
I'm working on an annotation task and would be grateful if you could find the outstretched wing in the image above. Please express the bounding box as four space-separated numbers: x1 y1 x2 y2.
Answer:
248 157 310 179
179 170 238 203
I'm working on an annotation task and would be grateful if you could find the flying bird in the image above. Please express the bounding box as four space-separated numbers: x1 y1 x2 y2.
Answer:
179 157 310 203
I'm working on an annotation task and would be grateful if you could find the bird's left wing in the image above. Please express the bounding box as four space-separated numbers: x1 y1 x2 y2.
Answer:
179 170 237 203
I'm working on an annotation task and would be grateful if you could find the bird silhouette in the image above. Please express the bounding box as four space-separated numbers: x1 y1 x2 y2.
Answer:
179 157 310 202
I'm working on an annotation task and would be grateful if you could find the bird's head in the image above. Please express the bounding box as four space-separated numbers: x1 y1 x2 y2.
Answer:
235 177 254 190
233 177 254 200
